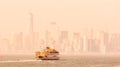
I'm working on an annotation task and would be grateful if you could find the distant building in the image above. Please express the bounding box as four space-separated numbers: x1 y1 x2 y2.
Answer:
72 33 83 53
23 34 32 53
86 30 100 53
108 33 120 52
33 32 40 51
0 38 10 54
59 31 69 43
87 38 100 52
99 31 109 53
13 32 23 52
45 30 53 47
59 31 69 53
45 22 59 49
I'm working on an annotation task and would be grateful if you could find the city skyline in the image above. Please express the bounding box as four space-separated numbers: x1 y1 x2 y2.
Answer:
0 0 120 55
0 24 120 54
0 12 120 54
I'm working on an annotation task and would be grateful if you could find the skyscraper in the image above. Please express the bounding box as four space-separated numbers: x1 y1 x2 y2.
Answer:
29 13 34 35
109 33 120 52
87 30 100 53
100 31 109 53
99 31 109 53
29 13 34 52
59 31 69 53
72 33 83 53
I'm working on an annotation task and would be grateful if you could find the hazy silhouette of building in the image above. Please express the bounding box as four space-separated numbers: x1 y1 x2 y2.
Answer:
83 36 87 52
99 31 109 53
46 22 60 49
33 32 40 51
86 29 100 53
108 33 120 52
28 13 34 52
59 31 68 43
87 39 100 52
72 33 83 53
23 34 31 53
59 31 69 53
13 32 23 53
100 31 109 52
0 38 10 54
45 30 52 47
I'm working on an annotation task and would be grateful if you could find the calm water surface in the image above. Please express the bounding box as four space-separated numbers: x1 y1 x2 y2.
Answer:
0 55 120 67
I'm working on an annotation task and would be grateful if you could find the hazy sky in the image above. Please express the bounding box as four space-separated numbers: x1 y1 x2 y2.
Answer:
0 0 120 37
